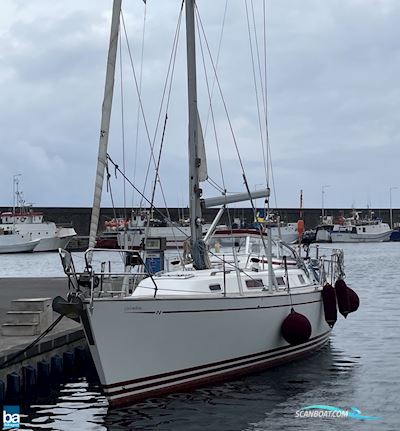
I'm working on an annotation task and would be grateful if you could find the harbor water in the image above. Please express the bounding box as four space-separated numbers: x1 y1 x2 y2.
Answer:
2 243 399 430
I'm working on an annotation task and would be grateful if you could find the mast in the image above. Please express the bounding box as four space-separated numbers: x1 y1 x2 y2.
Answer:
185 0 203 243
88 0 122 249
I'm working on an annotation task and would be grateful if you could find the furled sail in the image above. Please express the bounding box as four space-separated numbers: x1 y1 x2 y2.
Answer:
196 109 208 182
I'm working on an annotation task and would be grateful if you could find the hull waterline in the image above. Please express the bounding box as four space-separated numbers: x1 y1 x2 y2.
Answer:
0 238 40 253
33 234 76 252
330 231 392 242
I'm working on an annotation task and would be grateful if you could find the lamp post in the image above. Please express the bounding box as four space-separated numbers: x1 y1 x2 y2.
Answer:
321 185 330 219
390 186 398 229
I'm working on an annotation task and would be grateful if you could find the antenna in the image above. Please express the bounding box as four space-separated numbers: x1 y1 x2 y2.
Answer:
12 174 22 214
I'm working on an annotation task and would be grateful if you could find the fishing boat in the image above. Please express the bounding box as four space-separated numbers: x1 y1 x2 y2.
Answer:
0 210 77 252
0 230 40 254
56 0 354 408
330 210 392 243
0 177 77 253
96 210 201 250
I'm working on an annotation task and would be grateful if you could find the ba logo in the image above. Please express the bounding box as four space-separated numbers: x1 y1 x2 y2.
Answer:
2 405 20 430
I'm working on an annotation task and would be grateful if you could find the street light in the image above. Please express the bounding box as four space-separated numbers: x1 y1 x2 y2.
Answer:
321 185 330 219
390 186 398 229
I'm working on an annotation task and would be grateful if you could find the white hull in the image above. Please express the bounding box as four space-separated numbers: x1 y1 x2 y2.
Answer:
0 222 76 253
330 230 392 243
327 215 392 243
0 237 40 253
83 289 329 408
315 229 332 243
270 226 298 244
33 229 76 252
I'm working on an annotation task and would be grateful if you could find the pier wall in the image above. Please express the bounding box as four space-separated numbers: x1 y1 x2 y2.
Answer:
1 206 398 236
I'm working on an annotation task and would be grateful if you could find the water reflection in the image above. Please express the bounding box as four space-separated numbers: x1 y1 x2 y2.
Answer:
22 342 359 431
22 381 107 430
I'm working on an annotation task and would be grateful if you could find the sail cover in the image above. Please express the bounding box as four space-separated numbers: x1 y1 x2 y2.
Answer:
196 109 208 182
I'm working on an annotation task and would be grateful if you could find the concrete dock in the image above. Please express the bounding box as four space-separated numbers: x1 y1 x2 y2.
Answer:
0 277 70 322
0 277 88 402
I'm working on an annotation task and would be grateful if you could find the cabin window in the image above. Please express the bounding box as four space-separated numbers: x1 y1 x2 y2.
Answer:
209 284 221 291
245 279 264 289
276 277 285 286
363 228 366 233
298 275 305 284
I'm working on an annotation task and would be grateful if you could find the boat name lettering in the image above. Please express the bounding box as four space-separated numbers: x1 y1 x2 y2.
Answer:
124 305 143 312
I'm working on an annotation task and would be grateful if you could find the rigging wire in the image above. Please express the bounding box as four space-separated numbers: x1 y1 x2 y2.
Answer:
106 3 189 262
195 9 250 221
203 0 228 138
206 177 225 194
119 11 172 216
127 2 187 261
245 0 268 185
195 9 227 196
105 162 122 234
195 5 239 234
132 2 184 212
0 315 64 370
246 1 279 213
196 4 272 247
107 154 190 240
262 1 278 210
132 2 147 209
118 27 127 220
119 11 154 209
244 0 275 232
145 3 185 254
261 0 269 184
117 4 184 246
195 5 263 235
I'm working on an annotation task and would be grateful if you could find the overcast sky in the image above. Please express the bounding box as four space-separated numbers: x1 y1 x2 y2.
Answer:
1 0 399 211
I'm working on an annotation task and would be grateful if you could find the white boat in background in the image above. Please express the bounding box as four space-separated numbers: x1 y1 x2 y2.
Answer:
97 211 199 249
0 232 40 253
330 211 392 243
55 0 356 408
0 178 77 253
315 215 335 243
118 223 193 249
0 210 77 253
254 210 299 244
98 210 299 251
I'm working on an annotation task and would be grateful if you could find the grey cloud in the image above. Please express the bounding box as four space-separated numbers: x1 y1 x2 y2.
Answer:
0 0 399 209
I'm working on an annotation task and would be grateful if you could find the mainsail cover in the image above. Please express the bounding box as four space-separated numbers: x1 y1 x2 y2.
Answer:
197 109 208 182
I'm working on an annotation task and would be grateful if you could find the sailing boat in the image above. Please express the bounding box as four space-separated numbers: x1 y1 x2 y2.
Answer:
56 1 356 408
